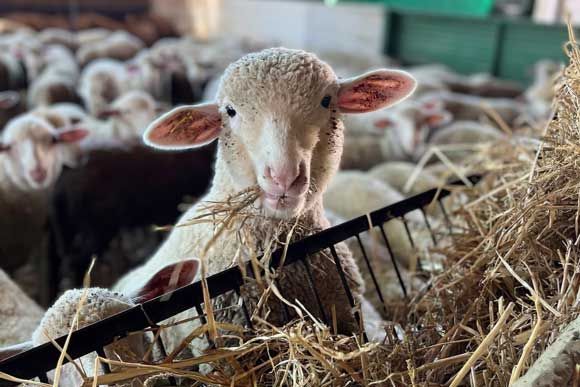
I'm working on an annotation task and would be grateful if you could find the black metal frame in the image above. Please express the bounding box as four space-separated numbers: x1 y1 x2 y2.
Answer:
0 176 480 386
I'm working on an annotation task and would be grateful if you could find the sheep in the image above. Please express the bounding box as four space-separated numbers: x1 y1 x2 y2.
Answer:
324 209 425 317
40 45 80 80
341 100 452 169
27 70 81 109
0 115 88 274
76 28 111 47
0 268 44 347
419 90 523 127
76 30 144 66
81 90 159 149
418 120 504 163
323 171 424 269
0 260 199 385
368 161 441 197
111 48 417 352
78 58 127 116
37 28 78 51
521 60 563 123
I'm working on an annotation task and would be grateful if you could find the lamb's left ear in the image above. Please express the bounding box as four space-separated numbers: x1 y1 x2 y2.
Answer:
143 103 221 150
337 70 416 114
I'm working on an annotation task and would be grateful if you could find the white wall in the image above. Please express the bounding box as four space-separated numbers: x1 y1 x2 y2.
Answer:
217 0 385 56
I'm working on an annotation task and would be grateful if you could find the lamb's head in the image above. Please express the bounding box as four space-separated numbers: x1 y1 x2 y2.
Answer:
99 90 158 134
0 115 89 190
143 48 416 219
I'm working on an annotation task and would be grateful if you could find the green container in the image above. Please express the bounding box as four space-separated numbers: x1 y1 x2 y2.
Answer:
327 0 495 17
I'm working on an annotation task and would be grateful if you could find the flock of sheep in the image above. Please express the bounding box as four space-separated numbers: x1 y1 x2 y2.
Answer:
0 25 561 386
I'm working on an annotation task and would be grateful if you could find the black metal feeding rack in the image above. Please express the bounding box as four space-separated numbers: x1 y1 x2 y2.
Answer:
0 176 480 386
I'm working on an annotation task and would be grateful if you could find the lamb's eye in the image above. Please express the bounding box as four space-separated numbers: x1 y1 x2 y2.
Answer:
225 105 236 118
321 95 332 109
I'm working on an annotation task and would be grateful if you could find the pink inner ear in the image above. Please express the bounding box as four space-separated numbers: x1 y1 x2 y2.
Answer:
135 259 200 302
147 108 222 147
338 71 415 113
57 128 89 143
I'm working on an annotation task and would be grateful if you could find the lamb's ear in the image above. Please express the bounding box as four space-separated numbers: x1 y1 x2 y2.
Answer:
55 128 90 143
0 341 33 361
143 103 221 150
422 111 452 129
132 259 200 303
337 70 416 114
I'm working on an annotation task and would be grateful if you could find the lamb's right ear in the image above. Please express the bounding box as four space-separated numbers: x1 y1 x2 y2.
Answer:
132 259 200 303
0 341 33 361
143 103 221 150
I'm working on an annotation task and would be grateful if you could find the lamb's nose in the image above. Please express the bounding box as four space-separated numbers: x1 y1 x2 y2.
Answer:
265 163 303 192
30 168 47 183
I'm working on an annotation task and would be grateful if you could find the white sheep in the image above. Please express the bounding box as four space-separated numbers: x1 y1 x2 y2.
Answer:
76 28 111 47
0 115 88 273
81 90 159 149
419 120 504 163
78 58 127 116
76 30 144 66
369 161 441 197
341 100 451 169
112 48 417 351
38 28 78 51
323 170 424 267
26 70 79 109
419 90 523 127
0 260 200 386
0 268 44 347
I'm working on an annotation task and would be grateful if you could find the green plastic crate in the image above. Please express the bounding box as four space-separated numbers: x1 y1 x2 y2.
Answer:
327 0 495 17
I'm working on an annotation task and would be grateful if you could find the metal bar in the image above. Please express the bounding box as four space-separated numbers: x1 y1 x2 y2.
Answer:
420 208 437 246
328 245 368 343
401 215 422 271
438 198 453 235
300 258 328 324
95 347 111 374
234 288 254 330
378 225 408 298
354 234 387 314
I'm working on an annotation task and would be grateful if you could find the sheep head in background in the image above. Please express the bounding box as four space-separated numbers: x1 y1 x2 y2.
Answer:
144 47 416 219
0 115 89 190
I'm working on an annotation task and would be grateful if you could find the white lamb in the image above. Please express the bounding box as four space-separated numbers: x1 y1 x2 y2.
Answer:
112 48 417 352
369 161 441 197
419 120 504 163
82 90 159 149
0 260 199 386
78 58 127 116
76 30 144 66
0 115 88 273
341 100 451 169
323 171 422 267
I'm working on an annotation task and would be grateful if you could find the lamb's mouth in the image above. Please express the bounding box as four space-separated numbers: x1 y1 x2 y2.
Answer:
261 191 304 211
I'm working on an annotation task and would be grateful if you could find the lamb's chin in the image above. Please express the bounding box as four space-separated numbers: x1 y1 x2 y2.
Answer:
260 197 305 220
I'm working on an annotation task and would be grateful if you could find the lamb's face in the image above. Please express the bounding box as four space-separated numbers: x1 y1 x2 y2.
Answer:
216 49 340 218
0 116 88 190
143 48 417 220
